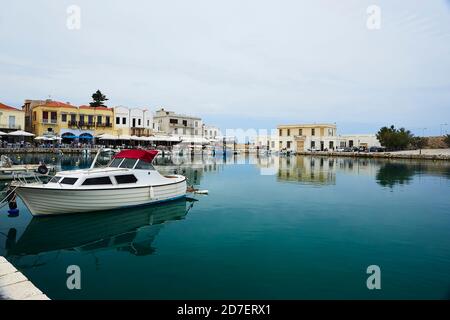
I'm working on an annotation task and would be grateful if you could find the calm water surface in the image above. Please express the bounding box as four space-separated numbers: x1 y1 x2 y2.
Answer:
0 153 449 299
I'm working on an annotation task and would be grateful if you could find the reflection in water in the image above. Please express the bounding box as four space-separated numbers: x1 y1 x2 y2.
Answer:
5 199 193 260
277 156 336 185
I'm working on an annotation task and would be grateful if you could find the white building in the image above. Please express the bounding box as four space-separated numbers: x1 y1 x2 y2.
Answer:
337 134 381 148
202 125 221 140
153 108 203 137
278 124 338 152
113 106 155 136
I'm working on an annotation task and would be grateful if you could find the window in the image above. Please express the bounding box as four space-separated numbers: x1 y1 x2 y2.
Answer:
195 121 198 127
43 111 48 122
119 158 138 169
82 176 112 186
115 174 138 184
109 158 123 167
279 129 282 136
170 118 178 124
147 120 150 126
132 118 136 127
299 129 303 136
116 117 120 125
51 112 57 123
287 129 290 136
183 120 187 126
271 141 275 148
97 115 102 124
138 119 141 126
311 141 316 148
8 116 15 128
33 111 36 121
287 141 291 148
134 160 155 170
88 115 94 124
49 176 62 183
71 114 76 122
61 177 78 185
122 117 127 125
61 114 67 122
106 116 110 125
311 128 315 136
79 115 85 124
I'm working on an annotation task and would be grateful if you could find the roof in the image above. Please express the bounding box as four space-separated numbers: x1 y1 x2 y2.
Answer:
277 123 336 129
79 105 113 111
113 149 159 163
37 101 77 109
0 103 23 111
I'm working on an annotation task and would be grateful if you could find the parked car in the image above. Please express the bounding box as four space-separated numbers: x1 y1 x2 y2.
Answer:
343 147 353 152
369 146 386 153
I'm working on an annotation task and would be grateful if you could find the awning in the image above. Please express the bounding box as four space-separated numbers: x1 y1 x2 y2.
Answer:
99 134 118 140
113 149 159 163
8 130 35 137
0 131 8 136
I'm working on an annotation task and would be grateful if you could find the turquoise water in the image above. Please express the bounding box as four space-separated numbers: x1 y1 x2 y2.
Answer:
1 154 449 299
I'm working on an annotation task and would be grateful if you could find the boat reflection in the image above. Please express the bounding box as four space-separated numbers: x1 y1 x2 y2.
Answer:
5 199 194 258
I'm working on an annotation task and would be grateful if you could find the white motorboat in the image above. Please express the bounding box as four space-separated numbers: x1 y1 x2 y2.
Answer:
12 149 187 216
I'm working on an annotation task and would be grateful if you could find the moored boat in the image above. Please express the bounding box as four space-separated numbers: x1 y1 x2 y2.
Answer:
12 149 187 216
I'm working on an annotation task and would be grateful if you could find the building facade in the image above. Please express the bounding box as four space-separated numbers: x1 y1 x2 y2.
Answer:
154 108 203 136
0 103 25 132
278 124 337 152
29 100 114 139
202 125 220 140
336 134 381 149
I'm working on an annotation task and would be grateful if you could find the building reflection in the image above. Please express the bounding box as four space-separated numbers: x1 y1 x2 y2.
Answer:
277 156 336 185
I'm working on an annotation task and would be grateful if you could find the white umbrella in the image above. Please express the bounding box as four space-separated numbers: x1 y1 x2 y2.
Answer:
8 130 35 137
130 135 141 141
0 131 8 136
99 134 118 140
118 134 132 140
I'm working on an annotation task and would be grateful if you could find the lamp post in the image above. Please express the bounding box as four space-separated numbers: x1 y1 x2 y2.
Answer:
440 123 448 136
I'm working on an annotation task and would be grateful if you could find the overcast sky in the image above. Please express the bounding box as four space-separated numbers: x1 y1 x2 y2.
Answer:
1 0 449 135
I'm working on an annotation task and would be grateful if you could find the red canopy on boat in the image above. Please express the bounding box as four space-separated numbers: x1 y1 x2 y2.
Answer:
113 149 159 162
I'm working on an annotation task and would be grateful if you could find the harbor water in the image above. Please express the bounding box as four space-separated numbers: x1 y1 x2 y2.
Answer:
0 153 449 299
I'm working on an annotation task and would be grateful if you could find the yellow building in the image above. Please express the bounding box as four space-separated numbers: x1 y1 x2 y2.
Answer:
0 103 25 132
278 123 337 152
30 100 115 141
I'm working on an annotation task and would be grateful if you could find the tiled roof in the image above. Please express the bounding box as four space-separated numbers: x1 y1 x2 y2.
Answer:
79 105 113 111
0 102 23 111
42 101 77 109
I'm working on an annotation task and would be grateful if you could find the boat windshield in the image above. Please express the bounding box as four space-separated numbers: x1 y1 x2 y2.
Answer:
49 176 62 183
108 158 123 168
134 159 155 170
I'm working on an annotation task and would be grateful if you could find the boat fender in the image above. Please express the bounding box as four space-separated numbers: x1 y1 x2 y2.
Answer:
194 190 209 195
37 164 48 175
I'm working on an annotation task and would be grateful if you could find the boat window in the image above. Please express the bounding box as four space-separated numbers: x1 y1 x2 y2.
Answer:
119 158 138 169
82 176 113 186
109 158 123 168
115 174 138 184
60 177 78 185
134 159 155 170
49 176 62 183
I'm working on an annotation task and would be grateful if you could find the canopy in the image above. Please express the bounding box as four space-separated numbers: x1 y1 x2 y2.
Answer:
99 134 118 140
113 149 159 163
35 136 59 141
118 135 132 140
8 130 35 137
0 131 8 136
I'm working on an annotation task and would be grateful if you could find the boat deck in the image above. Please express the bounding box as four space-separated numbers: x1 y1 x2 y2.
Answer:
0 256 50 300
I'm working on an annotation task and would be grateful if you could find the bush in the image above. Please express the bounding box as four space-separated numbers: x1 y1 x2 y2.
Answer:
376 125 414 151
444 134 450 148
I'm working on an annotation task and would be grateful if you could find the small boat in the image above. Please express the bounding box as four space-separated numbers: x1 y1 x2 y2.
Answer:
12 149 187 216
0 155 55 180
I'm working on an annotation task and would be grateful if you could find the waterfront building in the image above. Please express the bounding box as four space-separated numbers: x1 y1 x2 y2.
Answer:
153 108 203 137
113 105 131 136
277 123 337 152
202 124 221 140
252 133 279 152
113 106 156 137
0 103 25 133
336 134 381 149
29 100 114 141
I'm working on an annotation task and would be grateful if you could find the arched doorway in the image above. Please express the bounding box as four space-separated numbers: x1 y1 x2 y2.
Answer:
79 133 93 144
61 132 77 144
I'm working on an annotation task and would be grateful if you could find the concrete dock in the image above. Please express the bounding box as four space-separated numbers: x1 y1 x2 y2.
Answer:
0 256 50 300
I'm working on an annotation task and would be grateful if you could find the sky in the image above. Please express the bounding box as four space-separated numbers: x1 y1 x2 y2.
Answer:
1 0 449 136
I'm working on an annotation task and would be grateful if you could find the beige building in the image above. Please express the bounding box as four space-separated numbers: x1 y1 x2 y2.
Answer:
0 103 25 132
154 108 203 137
278 124 337 152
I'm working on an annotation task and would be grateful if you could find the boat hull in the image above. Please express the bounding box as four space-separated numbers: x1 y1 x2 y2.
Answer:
15 179 187 216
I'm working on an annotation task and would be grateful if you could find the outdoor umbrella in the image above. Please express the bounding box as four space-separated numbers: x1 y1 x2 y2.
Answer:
8 130 35 137
0 131 8 136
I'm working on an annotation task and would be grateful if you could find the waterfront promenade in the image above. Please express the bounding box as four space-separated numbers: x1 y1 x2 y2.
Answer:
0 256 49 300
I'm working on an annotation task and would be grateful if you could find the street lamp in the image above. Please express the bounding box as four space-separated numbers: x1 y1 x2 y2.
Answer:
440 123 448 136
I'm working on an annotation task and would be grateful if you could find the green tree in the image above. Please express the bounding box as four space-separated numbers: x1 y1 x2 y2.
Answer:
411 137 427 150
444 134 450 147
89 90 108 108
376 125 414 151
